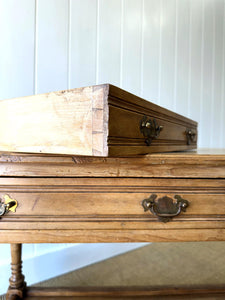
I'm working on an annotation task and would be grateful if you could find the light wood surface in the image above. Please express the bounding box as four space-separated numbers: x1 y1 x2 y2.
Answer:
0 150 224 244
0 84 197 156
0 177 224 237
0 150 224 298
1 229 225 244
0 85 108 156
0 149 224 178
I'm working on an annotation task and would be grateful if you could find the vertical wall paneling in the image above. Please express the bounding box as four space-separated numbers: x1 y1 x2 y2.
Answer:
210 3 216 148
211 0 224 148
159 0 176 110
199 0 205 148
189 0 203 130
0 244 10 265
173 0 178 111
70 0 97 88
142 0 161 103
36 0 69 94
200 0 214 147
96 0 100 84
120 0 124 87
67 0 71 90
97 0 121 85
187 3 192 120
175 0 190 116
0 0 35 100
34 0 38 94
221 1 225 148
140 0 144 97
121 0 143 95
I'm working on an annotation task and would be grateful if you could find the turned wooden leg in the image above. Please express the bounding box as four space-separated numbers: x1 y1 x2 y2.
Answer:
6 244 26 300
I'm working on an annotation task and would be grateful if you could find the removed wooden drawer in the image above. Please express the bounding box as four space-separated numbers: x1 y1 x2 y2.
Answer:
0 84 197 156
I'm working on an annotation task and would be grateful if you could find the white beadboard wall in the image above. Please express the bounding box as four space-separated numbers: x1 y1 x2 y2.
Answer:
0 0 225 293
0 0 225 147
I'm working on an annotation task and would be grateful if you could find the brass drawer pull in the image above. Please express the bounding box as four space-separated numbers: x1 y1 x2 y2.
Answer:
186 129 197 145
140 116 163 146
0 195 18 217
142 194 189 223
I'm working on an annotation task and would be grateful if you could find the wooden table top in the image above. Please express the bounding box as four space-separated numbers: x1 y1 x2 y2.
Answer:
0 148 224 178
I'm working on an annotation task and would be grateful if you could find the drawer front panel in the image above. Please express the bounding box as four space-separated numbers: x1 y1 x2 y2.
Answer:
108 106 197 155
0 178 225 231
1 192 225 217
108 106 197 146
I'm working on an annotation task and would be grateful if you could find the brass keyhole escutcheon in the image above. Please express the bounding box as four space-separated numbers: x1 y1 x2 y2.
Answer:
0 195 18 217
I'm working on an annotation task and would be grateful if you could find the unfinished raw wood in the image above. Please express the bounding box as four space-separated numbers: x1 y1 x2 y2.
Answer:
0 84 197 156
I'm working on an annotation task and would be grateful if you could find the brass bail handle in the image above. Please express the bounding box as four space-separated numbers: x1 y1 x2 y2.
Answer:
142 194 189 223
186 129 197 145
0 195 18 217
140 116 163 146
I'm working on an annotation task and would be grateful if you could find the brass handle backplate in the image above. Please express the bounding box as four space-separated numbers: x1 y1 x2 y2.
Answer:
0 195 18 217
140 116 163 146
142 194 189 223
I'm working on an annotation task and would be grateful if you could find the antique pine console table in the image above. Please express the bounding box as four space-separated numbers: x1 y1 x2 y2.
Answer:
0 149 225 299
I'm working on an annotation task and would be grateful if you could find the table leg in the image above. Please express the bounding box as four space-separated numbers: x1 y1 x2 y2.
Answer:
6 244 26 300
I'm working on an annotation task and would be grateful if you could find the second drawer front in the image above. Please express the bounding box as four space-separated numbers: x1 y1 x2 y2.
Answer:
0 177 224 229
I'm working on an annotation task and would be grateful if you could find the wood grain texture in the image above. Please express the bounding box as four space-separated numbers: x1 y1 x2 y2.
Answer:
1 220 225 231
0 178 224 218
0 176 224 235
0 84 197 157
1 229 225 243
109 106 188 140
0 85 109 156
1 149 225 298
0 149 224 178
